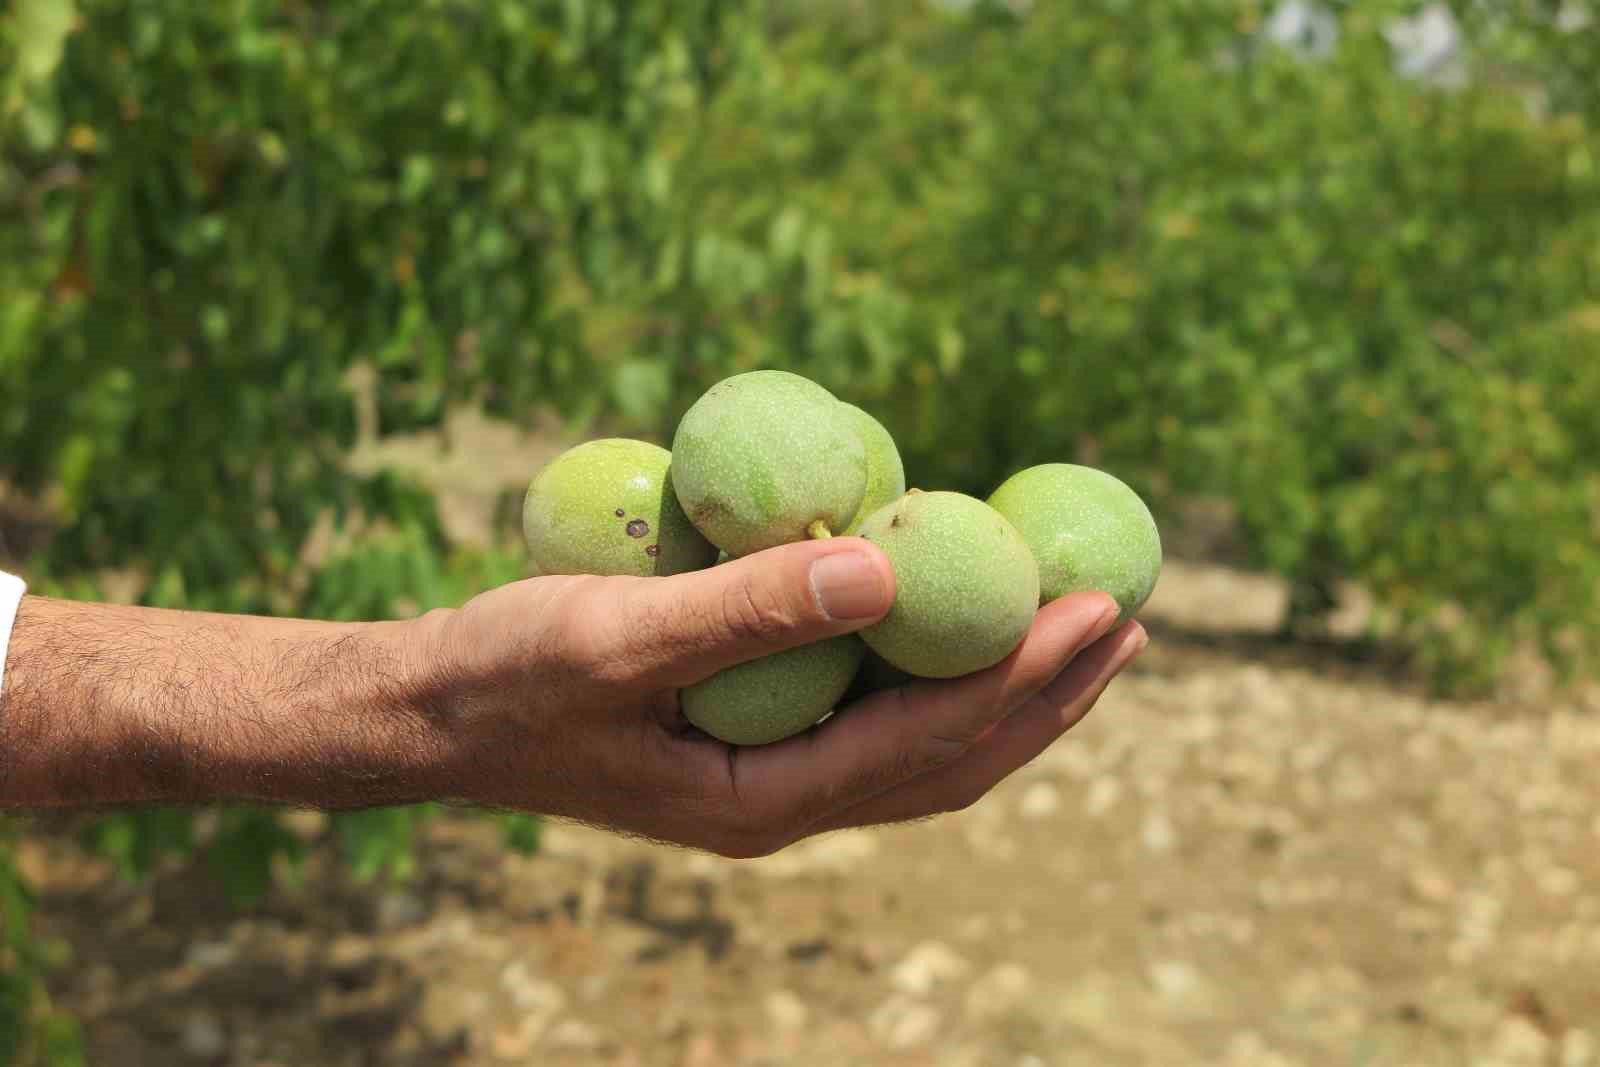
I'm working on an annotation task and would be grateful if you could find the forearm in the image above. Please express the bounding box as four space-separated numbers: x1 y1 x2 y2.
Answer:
0 595 456 810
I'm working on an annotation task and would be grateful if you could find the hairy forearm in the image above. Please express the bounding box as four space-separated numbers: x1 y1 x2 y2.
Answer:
0 595 456 810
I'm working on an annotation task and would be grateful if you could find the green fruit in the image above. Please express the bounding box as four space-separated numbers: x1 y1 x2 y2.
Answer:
522 438 718 577
857 491 1040 679
839 403 907 535
682 636 867 746
986 463 1162 619
672 371 867 557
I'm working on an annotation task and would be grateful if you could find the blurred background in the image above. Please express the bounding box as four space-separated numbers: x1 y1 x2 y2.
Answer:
2 0 1599 1063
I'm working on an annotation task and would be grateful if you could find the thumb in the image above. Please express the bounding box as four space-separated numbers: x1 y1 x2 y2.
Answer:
604 537 895 689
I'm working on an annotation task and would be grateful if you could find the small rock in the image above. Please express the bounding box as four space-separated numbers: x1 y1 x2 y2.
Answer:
183 941 238 971
1408 867 1455 903
1149 960 1203 1002
280 809 329 840
765 989 809 1033
181 1010 227 1060
890 940 970 996
326 934 374 971
546 1018 608 1052
682 1033 721 1067
1141 811 1176 853
956 915 993 942
1564 1029 1596 1067
684 853 730 880
491 1022 536 1061
499 961 567 1016
753 830 880 878
1018 782 1062 820
1539 866 1580 897
1486 1016 1553 1066
377 888 428 930
964 963 1032 1021
1086 777 1122 817
869 995 942 1050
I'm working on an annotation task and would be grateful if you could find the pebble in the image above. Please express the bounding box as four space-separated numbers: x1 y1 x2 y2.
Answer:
868 995 942 1050
499 960 567 1016
546 1018 608 1052
752 830 879 878
1086 777 1122 817
1142 811 1177 853
1149 959 1203 1003
890 940 970 996
1479 1016 1553 1067
1565 1029 1597 1067
1018 782 1062 820
964 963 1032 1021
682 1033 721 1067
490 1021 537 1061
280 810 329 841
377 888 428 930
1408 867 1455 903
765 989 809 1032
181 1010 227 1060
183 941 238 972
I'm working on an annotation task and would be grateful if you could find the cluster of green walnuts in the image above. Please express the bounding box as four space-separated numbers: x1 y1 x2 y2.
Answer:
523 371 1161 746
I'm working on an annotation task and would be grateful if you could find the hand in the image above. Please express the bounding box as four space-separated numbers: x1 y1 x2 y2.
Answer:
414 538 1147 857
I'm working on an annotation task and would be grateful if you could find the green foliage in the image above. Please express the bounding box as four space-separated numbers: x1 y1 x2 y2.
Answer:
2 0 753 612
622 0 1600 689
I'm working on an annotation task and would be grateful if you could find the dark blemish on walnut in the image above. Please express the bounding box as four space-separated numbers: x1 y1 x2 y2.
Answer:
645 544 660 557
626 519 650 539
614 508 626 517
890 514 904 528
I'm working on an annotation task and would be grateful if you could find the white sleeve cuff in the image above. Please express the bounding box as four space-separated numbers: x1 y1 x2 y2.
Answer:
0 570 25 698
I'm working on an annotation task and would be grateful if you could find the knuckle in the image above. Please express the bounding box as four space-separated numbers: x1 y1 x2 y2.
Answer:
719 577 796 645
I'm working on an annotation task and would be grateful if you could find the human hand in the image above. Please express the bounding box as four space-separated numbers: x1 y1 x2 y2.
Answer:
412 538 1146 857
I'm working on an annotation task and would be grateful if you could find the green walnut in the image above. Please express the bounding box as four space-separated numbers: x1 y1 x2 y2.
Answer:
671 371 867 557
682 636 867 746
986 463 1162 619
838 403 907 536
522 438 718 577
857 490 1040 679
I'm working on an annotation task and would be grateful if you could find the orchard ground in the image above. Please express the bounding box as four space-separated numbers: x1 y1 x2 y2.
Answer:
22 414 1600 1067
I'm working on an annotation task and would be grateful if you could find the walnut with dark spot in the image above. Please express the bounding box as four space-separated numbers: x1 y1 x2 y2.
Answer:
645 544 660 557
625 519 650 539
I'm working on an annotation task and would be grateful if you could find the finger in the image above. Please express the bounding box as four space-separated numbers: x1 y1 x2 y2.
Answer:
814 622 1147 832
586 537 895 690
731 592 1121 835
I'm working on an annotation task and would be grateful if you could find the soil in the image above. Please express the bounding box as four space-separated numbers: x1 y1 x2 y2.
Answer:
18 419 1600 1066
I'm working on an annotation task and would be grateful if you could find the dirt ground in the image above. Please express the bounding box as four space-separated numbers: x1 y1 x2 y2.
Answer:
20 417 1600 1066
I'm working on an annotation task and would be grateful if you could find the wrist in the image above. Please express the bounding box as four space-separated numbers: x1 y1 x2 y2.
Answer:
386 607 473 801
